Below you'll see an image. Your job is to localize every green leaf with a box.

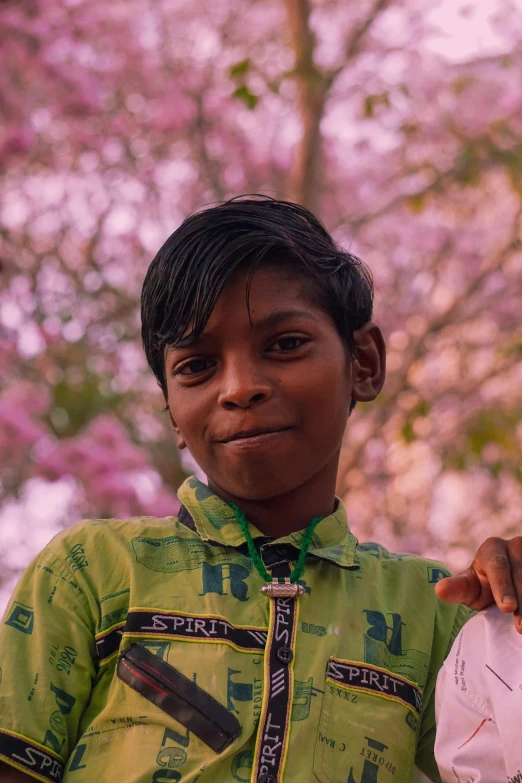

[466,408,521,457]
[455,143,481,187]
[406,193,426,214]
[229,59,251,79]
[413,399,430,417]
[489,461,503,478]
[232,85,259,110]
[363,96,375,118]
[451,76,475,95]
[363,92,390,118]
[454,454,467,471]
[49,371,124,437]
[401,421,415,443]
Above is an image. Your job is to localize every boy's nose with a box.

[217,361,272,410]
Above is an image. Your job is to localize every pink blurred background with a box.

[1,0,522,620]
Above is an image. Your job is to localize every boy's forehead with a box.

[224,264,313,317]
[170,265,327,348]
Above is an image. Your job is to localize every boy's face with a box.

[164,264,385,502]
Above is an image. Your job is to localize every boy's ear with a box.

[350,322,386,403]
[163,398,187,450]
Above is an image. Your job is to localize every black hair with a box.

[141,195,374,413]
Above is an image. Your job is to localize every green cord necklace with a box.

[231,503,322,599]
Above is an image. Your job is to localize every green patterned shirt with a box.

[0,477,470,783]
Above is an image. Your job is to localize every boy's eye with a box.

[270,336,309,351]
[174,358,213,376]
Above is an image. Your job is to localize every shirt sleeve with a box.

[0,543,97,782]
[413,603,473,783]
[434,612,507,782]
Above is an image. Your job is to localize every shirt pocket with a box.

[118,606,267,738]
[313,657,421,783]
[92,615,266,778]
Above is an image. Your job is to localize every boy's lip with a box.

[217,425,293,443]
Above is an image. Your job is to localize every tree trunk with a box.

[283,0,329,213]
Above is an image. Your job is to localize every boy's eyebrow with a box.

[250,309,319,331]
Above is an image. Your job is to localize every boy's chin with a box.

[211,468,308,502]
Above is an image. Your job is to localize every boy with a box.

[0,195,520,783]
[435,606,522,780]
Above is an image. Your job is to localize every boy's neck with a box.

[207,455,340,539]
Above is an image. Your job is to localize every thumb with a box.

[434,569,486,608]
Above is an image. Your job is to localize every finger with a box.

[434,570,485,608]
[474,537,517,612]
[506,538,522,634]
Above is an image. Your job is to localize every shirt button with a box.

[277,646,293,664]
[259,776,276,783]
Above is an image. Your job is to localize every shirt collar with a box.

[177,476,359,570]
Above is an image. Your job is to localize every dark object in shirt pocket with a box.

[117,643,241,753]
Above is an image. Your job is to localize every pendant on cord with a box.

[260,577,305,599]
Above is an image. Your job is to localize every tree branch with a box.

[283,0,393,212]
[331,0,393,79]
[191,91,225,202]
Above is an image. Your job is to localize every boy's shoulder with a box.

[355,540,452,584]
[23,514,201,614]
[35,513,196,579]
[45,513,189,549]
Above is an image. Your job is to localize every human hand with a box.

[435,536,522,633]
